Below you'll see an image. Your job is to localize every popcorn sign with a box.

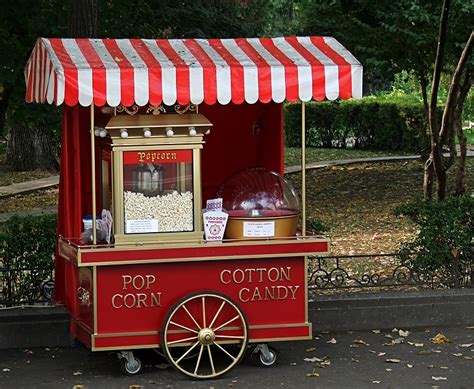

[203,211,228,241]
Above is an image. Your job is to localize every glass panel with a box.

[123,150,194,234]
[100,148,112,211]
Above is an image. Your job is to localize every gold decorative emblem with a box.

[146,104,167,115]
[174,103,197,115]
[114,104,139,116]
[77,286,91,307]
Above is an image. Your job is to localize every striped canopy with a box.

[25,37,363,107]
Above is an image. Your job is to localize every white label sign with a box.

[126,219,159,234]
[243,221,275,237]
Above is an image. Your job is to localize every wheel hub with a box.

[198,328,215,345]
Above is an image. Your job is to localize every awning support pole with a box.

[90,104,97,244]
[301,102,306,237]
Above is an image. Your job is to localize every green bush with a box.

[0,214,57,303]
[284,98,436,152]
[394,196,473,274]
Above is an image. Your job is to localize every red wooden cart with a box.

[24,36,362,378]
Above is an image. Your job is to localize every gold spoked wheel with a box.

[161,292,248,379]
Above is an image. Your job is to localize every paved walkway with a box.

[0,325,472,388]
[0,175,59,198]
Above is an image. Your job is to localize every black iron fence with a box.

[0,263,54,307]
[1,250,472,307]
[308,250,473,293]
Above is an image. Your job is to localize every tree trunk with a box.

[0,86,12,142]
[423,156,435,200]
[425,0,450,201]
[6,123,58,171]
[68,0,97,37]
[455,71,472,195]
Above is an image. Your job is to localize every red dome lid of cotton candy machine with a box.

[215,168,300,239]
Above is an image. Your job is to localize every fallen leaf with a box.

[306,347,316,352]
[386,359,401,363]
[452,353,463,357]
[45,348,50,351]
[399,330,410,337]
[353,339,370,346]
[2,368,10,372]
[304,357,327,363]
[459,343,473,347]
[73,371,82,376]
[418,350,431,356]
[427,364,434,368]
[369,350,377,354]
[372,330,381,334]
[349,344,359,348]
[408,341,424,347]
[464,356,473,360]
[466,326,474,330]
[378,352,386,357]
[434,350,441,354]
[431,376,447,381]
[431,333,449,344]
[327,338,337,344]
[352,358,359,363]
[392,328,398,333]
[393,338,404,344]
[385,368,392,372]
[347,331,354,334]
[406,364,413,368]
[306,370,320,378]
[384,334,394,339]
[290,362,297,366]
[313,336,320,340]
[440,366,448,370]
[372,381,381,384]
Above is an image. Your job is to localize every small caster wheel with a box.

[120,355,143,376]
[252,344,277,367]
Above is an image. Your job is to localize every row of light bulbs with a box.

[95,126,208,138]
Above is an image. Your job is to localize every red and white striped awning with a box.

[25,37,362,107]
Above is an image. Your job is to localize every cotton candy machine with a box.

[216,168,300,239]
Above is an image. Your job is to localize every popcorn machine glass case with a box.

[103,114,212,244]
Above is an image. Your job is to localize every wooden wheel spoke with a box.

[214,334,245,340]
[202,296,206,328]
[182,305,201,330]
[213,342,237,361]
[169,320,198,334]
[163,293,248,379]
[207,345,216,375]
[209,300,226,329]
[193,345,204,375]
[167,335,198,346]
[175,341,200,365]
[214,315,240,332]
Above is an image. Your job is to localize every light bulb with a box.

[143,128,151,137]
[205,129,211,135]
[120,130,129,138]
[99,129,107,138]
[94,129,100,136]
[166,127,174,137]
[188,127,197,136]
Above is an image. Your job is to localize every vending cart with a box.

[24,36,362,378]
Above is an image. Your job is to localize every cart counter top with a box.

[59,235,329,267]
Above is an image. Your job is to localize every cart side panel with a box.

[94,257,307,346]
[77,267,94,332]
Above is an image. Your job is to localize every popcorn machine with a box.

[100,113,211,243]
[24,36,362,379]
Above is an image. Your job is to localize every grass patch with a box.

[284,147,413,167]
[287,159,474,255]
